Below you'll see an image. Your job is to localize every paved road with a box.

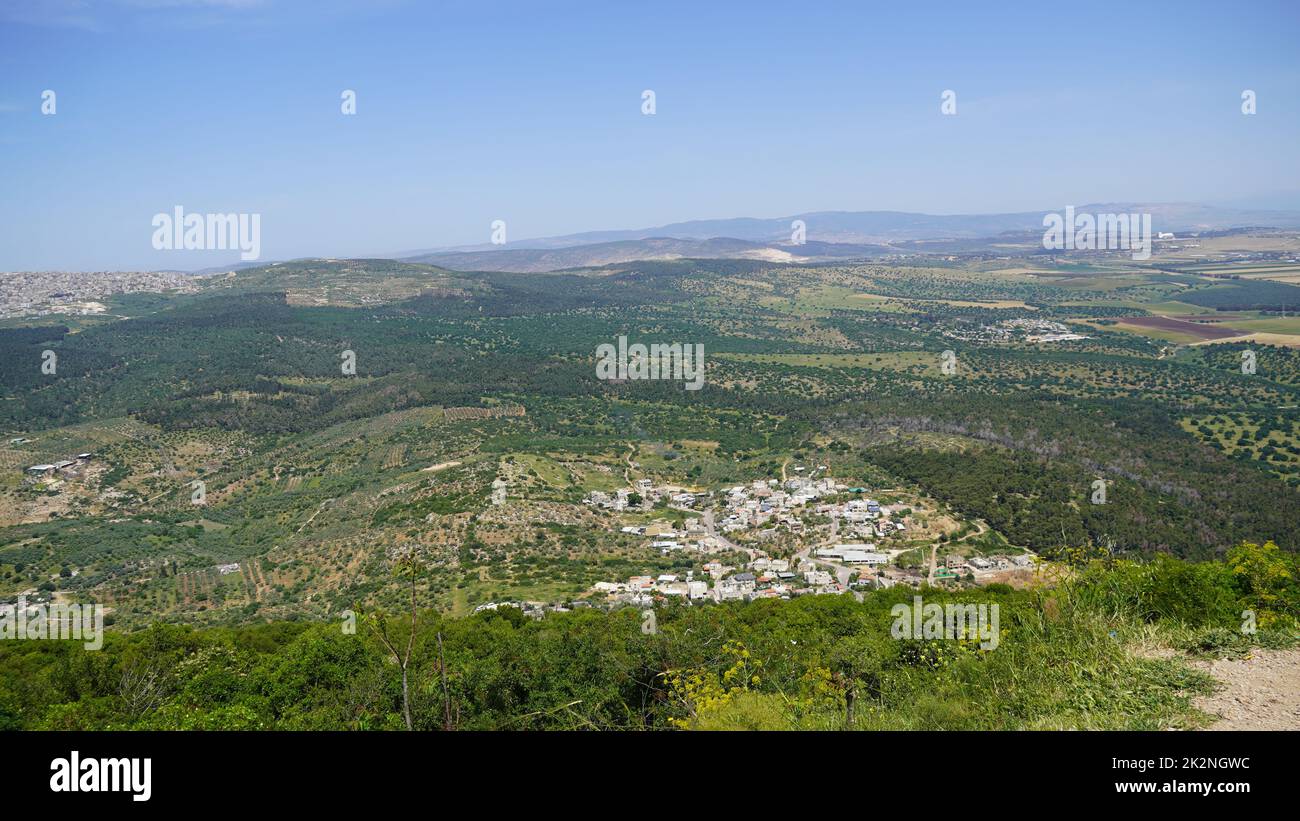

[702,507,762,561]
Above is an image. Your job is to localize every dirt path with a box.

[295,498,334,534]
[953,518,988,544]
[623,443,635,486]
[1193,648,1300,730]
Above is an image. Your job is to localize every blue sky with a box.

[1,0,1298,270]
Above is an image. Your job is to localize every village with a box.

[474,466,1038,618]
[944,317,1091,344]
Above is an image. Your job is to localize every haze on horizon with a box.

[1,0,1298,271]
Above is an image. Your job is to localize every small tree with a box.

[358,551,422,730]
[827,635,888,730]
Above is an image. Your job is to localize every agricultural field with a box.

[1110,315,1247,342]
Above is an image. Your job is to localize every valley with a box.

[4,235,1300,633]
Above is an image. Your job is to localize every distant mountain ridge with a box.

[404,203,1300,254]
[396,202,1300,273]
[175,202,1300,275]
[400,236,894,273]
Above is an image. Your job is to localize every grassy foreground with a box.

[1,542,1296,731]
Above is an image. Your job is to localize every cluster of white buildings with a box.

[23,452,94,486]
[585,478,697,513]
[824,497,908,542]
[472,599,597,618]
[613,519,720,554]
[951,553,1034,572]
[587,552,874,608]
[595,491,909,558]
[572,471,940,610]
[494,465,1044,615]
[717,476,906,541]
[584,472,903,544]
[815,544,889,564]
[717,477,831,533]
[0,270,200,319]
[945,318,1090,344]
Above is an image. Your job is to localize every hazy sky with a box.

[1,0,1298,270]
